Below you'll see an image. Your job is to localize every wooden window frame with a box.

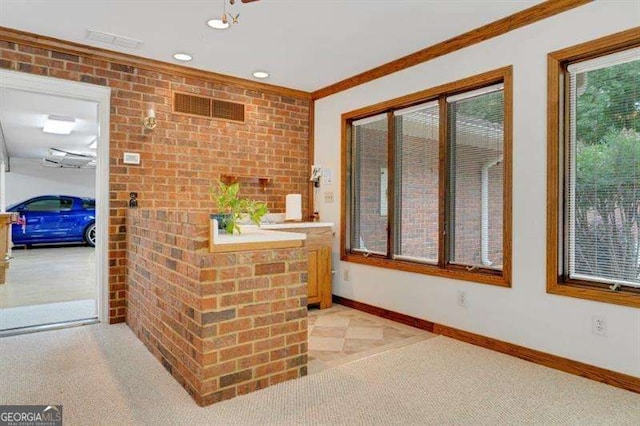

[547,28,640,308]
[341,66,513,287]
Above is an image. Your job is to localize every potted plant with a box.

[210,180,268,234]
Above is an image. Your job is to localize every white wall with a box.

[315,1,640,377]
[4,157,95,207]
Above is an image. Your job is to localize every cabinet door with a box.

[307,248,320,304]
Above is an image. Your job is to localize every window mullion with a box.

[387,111,396,260]
[438,96,449,269]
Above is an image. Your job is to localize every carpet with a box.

[0,324,638,425]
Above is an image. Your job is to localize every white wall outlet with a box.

[324,191,335,203]
[343,269,350,281]
[592,316,607,336]
[457,290,467,307]
[123,152,140,165]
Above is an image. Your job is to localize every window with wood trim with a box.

[547,28,640,307]
[342,67,512,287]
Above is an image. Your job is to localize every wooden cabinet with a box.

[268,225,333,309]
[307,246,332,308]
[0,213,15,284]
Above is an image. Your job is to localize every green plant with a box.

[210,180,268,234]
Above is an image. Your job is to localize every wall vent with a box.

[212,99,245,122]
[172,92,245,122]
[173,92,211,117]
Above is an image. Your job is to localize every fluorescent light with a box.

[49,148,66,157]
[43,115,76,135]
[207,18,229,30]
[173,52,192,61]
[253,71,269,79]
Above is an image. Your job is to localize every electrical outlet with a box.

[592,316,607,336]
[457,290,467,307]
[343,269,350,281]
[324,192,335,203]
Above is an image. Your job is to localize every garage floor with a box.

[0,246,97,330]
[0,246,96,309]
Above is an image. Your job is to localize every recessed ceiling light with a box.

[43,115,76,135]
[173,52,192,61]
[253,71,269,79]
[207,18,230,30]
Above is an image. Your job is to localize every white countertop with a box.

[244,222,334,230]
[210,219,306,250]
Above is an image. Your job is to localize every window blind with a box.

[567,48,640,288]
[447,87,504,270]
[393,101,439,264]
[350,114,389,255]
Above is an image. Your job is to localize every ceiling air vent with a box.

[212,99,245,122]
[173,92,211,117]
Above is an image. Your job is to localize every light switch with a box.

[324,192,334,204]
[323,168,333,185]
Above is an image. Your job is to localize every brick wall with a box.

[127,209,307,406]
[0,40,310,323]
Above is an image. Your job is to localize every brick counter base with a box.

[127,209,308,405]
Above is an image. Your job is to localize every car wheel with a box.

[84,223,96,247]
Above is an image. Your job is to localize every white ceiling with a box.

[0,88,98,160]
[0,0,543,91]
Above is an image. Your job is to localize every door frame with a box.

[0,69,111,324]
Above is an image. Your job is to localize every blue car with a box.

[8,195,96,247]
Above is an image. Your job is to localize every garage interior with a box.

[0,88,99,331]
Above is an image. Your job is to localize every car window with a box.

[60,198,74,211]
[25,198,61,212]
[82,199,95,209]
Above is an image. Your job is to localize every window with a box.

[548,29,640,307]
[25,197,72,212]
[342,67,512,286]
[351,113,389,256]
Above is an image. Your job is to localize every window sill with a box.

[547,281,640,308]
[342,252,511,287]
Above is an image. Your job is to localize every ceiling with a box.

[0,0,543,92]
[0,88,98,162]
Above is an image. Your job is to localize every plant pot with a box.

[210,213,233,233]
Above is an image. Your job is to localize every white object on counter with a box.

[285,194,302,221]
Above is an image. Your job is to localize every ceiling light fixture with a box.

[252,71,269,79]
[89,138,97,150]
[207,18,230,30]
[173,52,192,61]
[207,0,261,29]
[43,115,76,135]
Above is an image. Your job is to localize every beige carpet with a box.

[0,324,638,425]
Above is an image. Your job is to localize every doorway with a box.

[0,70,110,334]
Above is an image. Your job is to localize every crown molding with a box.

[0,26,312,100]
[312,0,592,100]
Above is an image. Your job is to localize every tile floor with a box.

[307,304,437,374]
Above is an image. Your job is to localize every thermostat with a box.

[123,152,140,165]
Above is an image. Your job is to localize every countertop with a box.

[243,222,334,230]
[210,219,307,252]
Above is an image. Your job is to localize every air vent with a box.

[86,29,142,49]
[174,92,211,117]
[172,92,245,123]
[212,99,245,122]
